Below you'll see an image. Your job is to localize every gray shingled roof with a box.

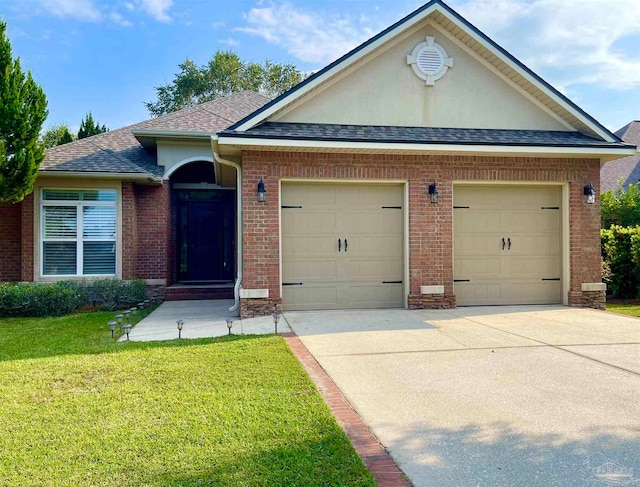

[42,91,270,176]
[601,121,640,192]
[221,122,632,148]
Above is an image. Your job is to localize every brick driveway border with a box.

[284,332,412,487]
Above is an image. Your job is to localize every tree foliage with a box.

[601,225,640,298]
[42,123,75,148]
[77,112,108,139]
[0,20,48,204]
[145,51,303,116]
[601,182,640,228]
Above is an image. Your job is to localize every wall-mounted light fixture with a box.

[257,178,267,203]
[584,183,596,205]
[428,181,439,204]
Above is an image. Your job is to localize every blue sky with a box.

[2,0,639,134]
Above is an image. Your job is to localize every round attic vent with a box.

[407,36,453,86]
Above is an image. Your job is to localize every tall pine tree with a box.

[0,20,48,204]
[77,112,108,139]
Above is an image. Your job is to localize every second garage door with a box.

[454,185,562,306]
[281,183,404,311]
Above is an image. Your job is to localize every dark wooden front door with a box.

[177,190,234,282]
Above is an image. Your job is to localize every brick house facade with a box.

[1,0,635,318]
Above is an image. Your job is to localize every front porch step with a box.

[165,284,234,301]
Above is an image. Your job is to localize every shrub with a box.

[601,225,640,298]
[0,279,146,317]
[601,182,640,228]
[0,281,82,317]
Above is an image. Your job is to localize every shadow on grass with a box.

[373,421,640,487]
[0,311,268,363]
[145,434,376,487]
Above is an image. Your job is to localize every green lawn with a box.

[0,313,375,487]
[606,302,640,317]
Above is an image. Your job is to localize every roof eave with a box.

[217,134,636,162]
[131,129,215,149]
[38,170,163,184]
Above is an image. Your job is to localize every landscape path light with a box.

[115,314,123,331]
[123,323,132,341]
[226,318,234,336]
[272,312,281,335]
[108,320,117,340]
[177,319,184,339]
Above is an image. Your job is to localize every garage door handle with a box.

[508,238,511,250]
[502,238,506,250]
[338,238,341,252]
[344,238,348,252]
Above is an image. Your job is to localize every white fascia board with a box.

[38,171,163,183]
[131,129,213,139]
[434,9,616,143]
[217,135,636,158]
[233,5,439,132]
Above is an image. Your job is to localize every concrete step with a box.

[165,285,234,301]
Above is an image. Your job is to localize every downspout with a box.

[211,136,242,313]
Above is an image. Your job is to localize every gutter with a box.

[211,136,242,314]
[38,170,163,183]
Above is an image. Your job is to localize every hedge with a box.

[0,279,146,317]
[601,225,640,298]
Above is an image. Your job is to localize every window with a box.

[41,189,117,276]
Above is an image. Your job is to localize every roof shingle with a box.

[41,91,270,176]
[602,121,640,192]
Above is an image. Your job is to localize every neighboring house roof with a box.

[601,121,640,192]
[221,123,633,149]
[227,0,619,143]
[41,91,270,177]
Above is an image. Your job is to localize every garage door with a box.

[453,185,562,306]
[281,183,404,311]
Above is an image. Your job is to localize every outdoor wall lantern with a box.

[584,183,596,204]
[123,323,132,341]
[257,178,267,203]
[176,319,184,339]
[108,320,117,340]
[226,318,234,335]
[272,312,281,335]
[429,181,439,204]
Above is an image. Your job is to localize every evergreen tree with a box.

[0,20,48,204]
[42,123,75,148]
[77,112,108,139]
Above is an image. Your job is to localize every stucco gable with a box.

[272,23,569,132]
[230,0,618,142]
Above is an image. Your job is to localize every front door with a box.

[177,190,234,282]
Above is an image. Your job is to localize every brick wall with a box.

[21,193,34,282]
[134,184,170,281]
[121,182,138,279]
[241,151,602,315]
[0,203,22,281]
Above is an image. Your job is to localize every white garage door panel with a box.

[454,186,562,306]
[282,183,404,311]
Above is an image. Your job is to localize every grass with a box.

[606,302,640,317]
[0,313,375,487]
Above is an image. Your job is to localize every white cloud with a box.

[38,0,102,22]
[454,0,640,91]
[136,0,173,23]
[108,12,133,28]
[238,2,381,65]
[220,37,240,47]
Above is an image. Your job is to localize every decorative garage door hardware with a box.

[281,205,303,209]
[382,206,402,209]
[501,238,512,250]
[454,279,471,282]
[541,206,560,210]
[337,238,348,252]
[282,282,304,286]
[383,280,403,284]
[542,278,561,281]
[453,206,470,209]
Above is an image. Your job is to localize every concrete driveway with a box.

[285,306,640,487]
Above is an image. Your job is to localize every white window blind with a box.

[41,189,117,276]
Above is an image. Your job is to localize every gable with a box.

[272,22,569,132]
